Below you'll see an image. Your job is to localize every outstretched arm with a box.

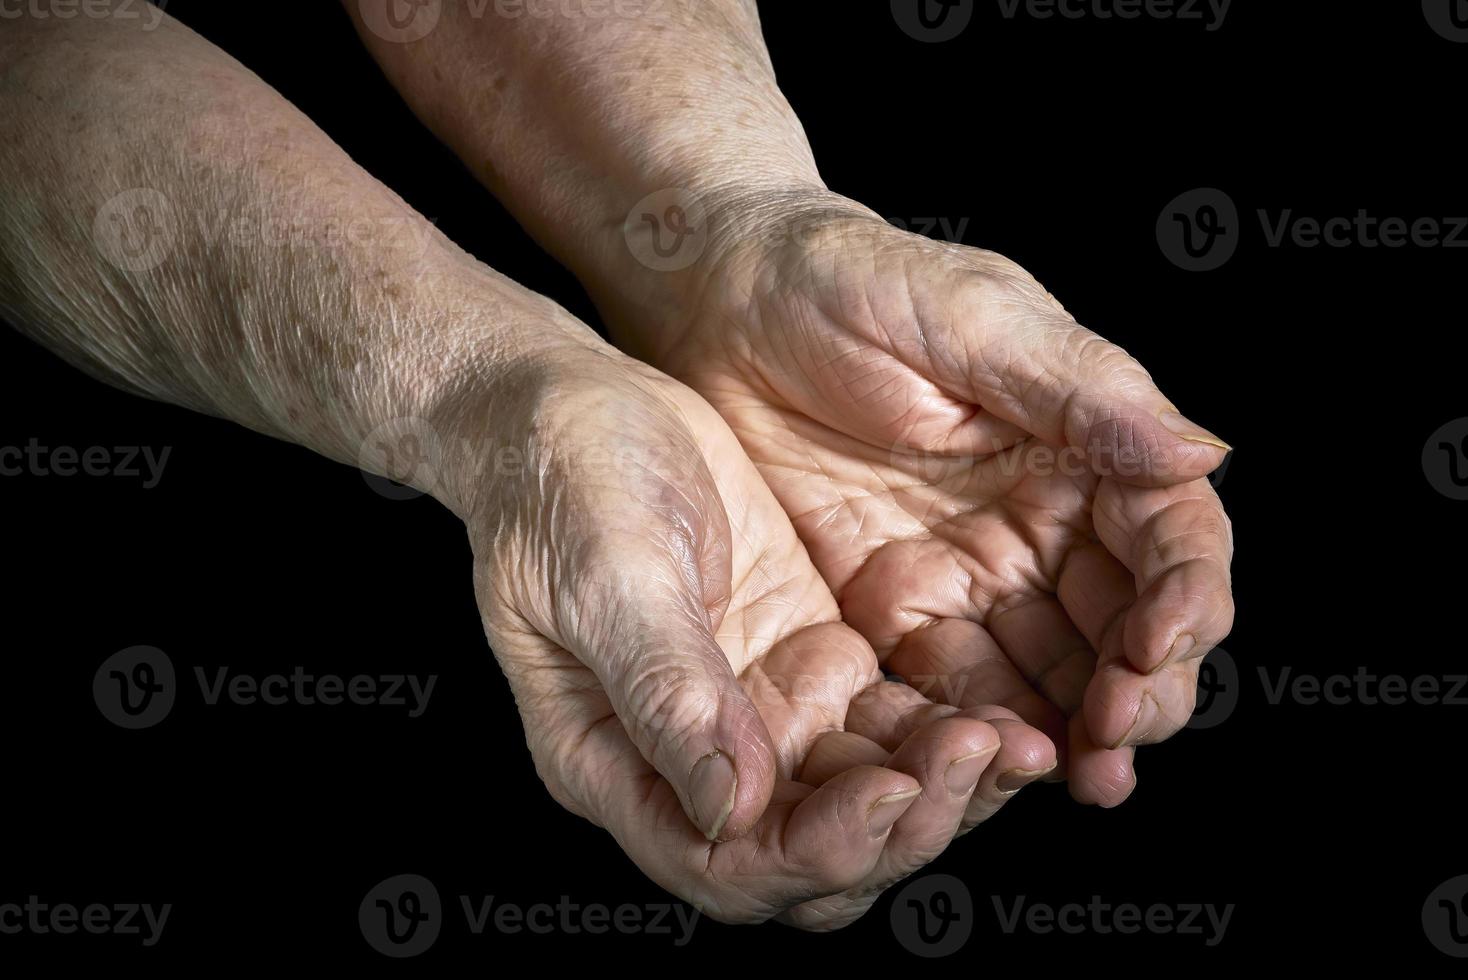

[345,0,1236,807]
[0,6,1044,927]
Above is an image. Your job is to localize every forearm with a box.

[0,9,566,514]
[344,0,838,353]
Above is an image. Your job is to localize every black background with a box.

[3,0,1463,967]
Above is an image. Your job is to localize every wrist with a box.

[355,259,602,522]
[590,183,880,364]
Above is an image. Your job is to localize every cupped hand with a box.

[615,191,1235,807]
[432,313,1053,927]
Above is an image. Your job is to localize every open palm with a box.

[460,338,1051,928]
[630,197,1236,807]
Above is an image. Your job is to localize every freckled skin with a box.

[342,0,1236,817]
[1,4,1052,931]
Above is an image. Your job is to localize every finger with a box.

[1056,538,1135,656]
[1064,711,1137,808]
[1056,538,1140,747]
[841,690,1057,813]
[985,594,1096,725]
[779,715,1001,931]
[841,687,1057,823]
[1092,478,1236,675]
[968,588,1138,805]
[955,288,1230,487]
[743,622,884,780]
[868,714,1002,859]
[578,604,779,842]
[571,712,922,924]
[799,730,890,786]
[885,618,1069,754]
[1055,541,1208,749]
[842,679,959,752]
[837,544,1072,754]
[957,707,1057,829]
[710,767,923,922]
[1086,655,1203,749]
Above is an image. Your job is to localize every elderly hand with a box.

[0,6,1049,931]
[609,189,1236,806]
[444,304,1054,927]
[336,1,1237,807]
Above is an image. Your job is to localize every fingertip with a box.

[1095,768,1138,808]
[1085,410,1230,488]
[1066,716,1137,807]
[1069,757,1137,808]
[782,765,919,885]
[929,718,1003,797]
[708,701,780,841]
[990,726,1058,780]
[950,717,1004,762]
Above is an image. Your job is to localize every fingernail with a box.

[996,765,1055,794]
[689,750,737,841]
[1150,632,1196,674]
[1158,412,1232,451]
[868,788,921,838]
[945,750,992,798]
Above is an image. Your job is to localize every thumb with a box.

[965,295,1230,487]
[576,594,778,843]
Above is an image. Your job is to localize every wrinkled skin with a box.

[616,191,1237,807]
[457,333,1055,928]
